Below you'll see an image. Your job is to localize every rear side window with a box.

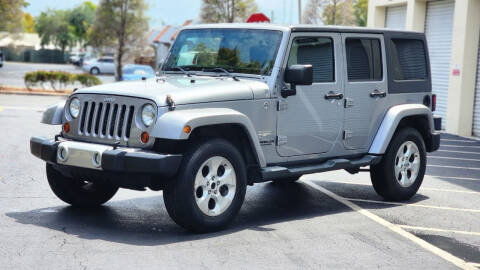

[390,39,427,80]
[346,38,382,81]
[287,37,334,83]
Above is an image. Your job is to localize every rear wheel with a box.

[46,164,118,207]
[370,127,426,201]
[90,67,100,75]
[163,138,247,232]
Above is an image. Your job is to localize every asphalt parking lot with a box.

[0,61,115,89]
[0,94,478,269]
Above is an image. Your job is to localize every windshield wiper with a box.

[169,66,193,77]
[203,67,239,81]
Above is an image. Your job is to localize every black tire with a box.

[370,127,426,201]
[271,175,301,184]
[46,164,119,207]
[163,138,247,232]
[90,67,100,75]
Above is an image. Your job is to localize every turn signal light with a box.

[141,132,149,143]
[183,125,191,134]
[63,123,70,133]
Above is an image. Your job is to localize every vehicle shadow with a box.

[5,180,426,246]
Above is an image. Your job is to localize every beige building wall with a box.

[368,0,480,136]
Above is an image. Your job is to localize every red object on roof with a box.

[171,20,193,40]
[247,13,270,23]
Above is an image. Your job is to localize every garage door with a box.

[473,35,480,137]
[385,6,406,30]
[425,0,455,129]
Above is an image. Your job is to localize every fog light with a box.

[63,122,70,133]
[57,146,68,162]
[141,132,149,143]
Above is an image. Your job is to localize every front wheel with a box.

[46,164,119,207]
[370,127,426,201]
[163,138,247,232]
[90,67,100,75]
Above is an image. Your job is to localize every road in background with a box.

[0,94,478,269]
[0,61,115,88]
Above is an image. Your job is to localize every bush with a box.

[24,71,101,91]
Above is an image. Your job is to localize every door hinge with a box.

[344,98,354,108]
[277,100,288,111]
[343,130,353,141]
[276,135,288,146]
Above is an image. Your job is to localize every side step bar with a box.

[260,155,381,181]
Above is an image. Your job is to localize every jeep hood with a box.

[75,75,270,106]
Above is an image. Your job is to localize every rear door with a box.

[342,33,388,150]
[276,32,344,157]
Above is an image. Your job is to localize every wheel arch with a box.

[369,104,436,154]
[151,108,266,168]
[41,102,65,125]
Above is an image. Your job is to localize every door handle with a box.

[370,90,387,98]
[324,91,344,100]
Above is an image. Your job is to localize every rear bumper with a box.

[30,136,182,178]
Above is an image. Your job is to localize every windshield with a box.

[164,29,283,76]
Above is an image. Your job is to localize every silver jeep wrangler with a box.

[31,24,441,232]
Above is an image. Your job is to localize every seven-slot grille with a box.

[78,101,135,140]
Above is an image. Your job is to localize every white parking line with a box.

[302,180,477,270]
[428,156,480,162]
[442,145,480,148]
[0,106,44,111]
[427,175,480,181]
[438,150,480,155]
[428,164,480,171]
[467,263,480,268]
[441,139,477,143]
[398,225,480,237]
[344,198,480,213]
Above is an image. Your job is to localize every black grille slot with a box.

[79,101,88,133]
[117,105,126,138]
[102,103,111,135]
[94,103,103,135]
[109,104,118,137]
[87,102,96,134]
[125,106,134,138]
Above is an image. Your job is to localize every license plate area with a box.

[56,141,113,170]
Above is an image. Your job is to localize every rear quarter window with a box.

[390,39,428,81]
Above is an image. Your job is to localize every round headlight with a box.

[69,98,80,118]
[141,104,155,127]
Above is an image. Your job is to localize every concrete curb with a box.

[0,87,71,97]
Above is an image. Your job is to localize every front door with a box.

[276,33,344,157]
[342,33,388,150]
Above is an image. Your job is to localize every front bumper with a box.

[30,136,182,178]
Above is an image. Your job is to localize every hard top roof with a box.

[182,23,423,35]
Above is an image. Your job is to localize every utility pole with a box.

[298,0,302,24]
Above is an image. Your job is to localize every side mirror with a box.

[282,64,313,98]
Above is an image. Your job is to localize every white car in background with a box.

[82,57,115,75]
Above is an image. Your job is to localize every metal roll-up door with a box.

[425,0,455,129]
[473,34,480,137]
[385,6,407,30]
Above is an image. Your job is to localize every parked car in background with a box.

[121,64,155,81]
[0,49,3,68]
[69,53,87,66]
[82,57,115,75]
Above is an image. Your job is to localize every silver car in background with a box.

[82,57,115,75]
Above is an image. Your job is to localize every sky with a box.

[24,0,309,29]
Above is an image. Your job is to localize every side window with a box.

[287,37,334,83]
[346,38,382,81]
[390,39,427,80]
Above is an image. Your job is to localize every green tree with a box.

[91,0,149,81]
[68,1,97,47]
[0,0,28,33]
[354,0,368,26]
[200,0,258,23]
[35,10,75,53]
[321,0,356,26]
[22,12,35,33]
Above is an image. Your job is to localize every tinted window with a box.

[287,37,334,83]
[346,38,382,81]
[104,59,114,63]
[390,39,427,80]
